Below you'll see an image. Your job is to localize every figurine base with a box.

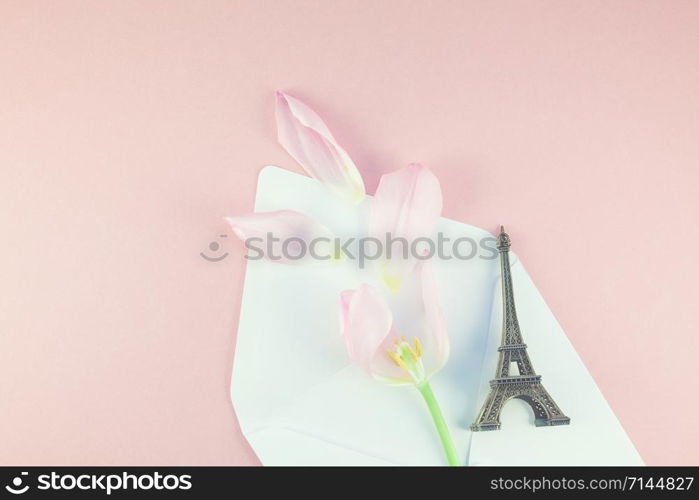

[471,416,571,432]
[470,422,501,432]
[535,416,571,427]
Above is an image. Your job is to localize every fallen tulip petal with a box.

[276,91,365,204]
[369,163,443,292]
[225,210,337,264]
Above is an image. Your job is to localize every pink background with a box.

[1,1,697,465]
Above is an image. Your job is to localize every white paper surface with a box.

[231,165,642,466]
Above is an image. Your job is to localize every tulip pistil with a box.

[386,336,426,384]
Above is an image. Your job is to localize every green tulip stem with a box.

[417,382,460,466]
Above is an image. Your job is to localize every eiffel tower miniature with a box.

[471,226,570,431]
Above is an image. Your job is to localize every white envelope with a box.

[230,166,642,466]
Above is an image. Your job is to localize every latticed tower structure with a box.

[471,226,570,431]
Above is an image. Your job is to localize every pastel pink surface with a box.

[0,1,697,465]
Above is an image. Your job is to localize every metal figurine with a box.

[471,226,570,431]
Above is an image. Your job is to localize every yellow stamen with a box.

[387,350,408,371]
[405,343,419,362]
[414,337,423,358]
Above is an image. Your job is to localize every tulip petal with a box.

[275,91,365,204]
[225,210,336,264]
[339,285,393,367]
[372,261,449,383]
[416,261,449,374]
[369,163,443,291]
[370,163,443,241]
[339,264,449,386]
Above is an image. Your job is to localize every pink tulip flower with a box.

[339,263,458,465]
